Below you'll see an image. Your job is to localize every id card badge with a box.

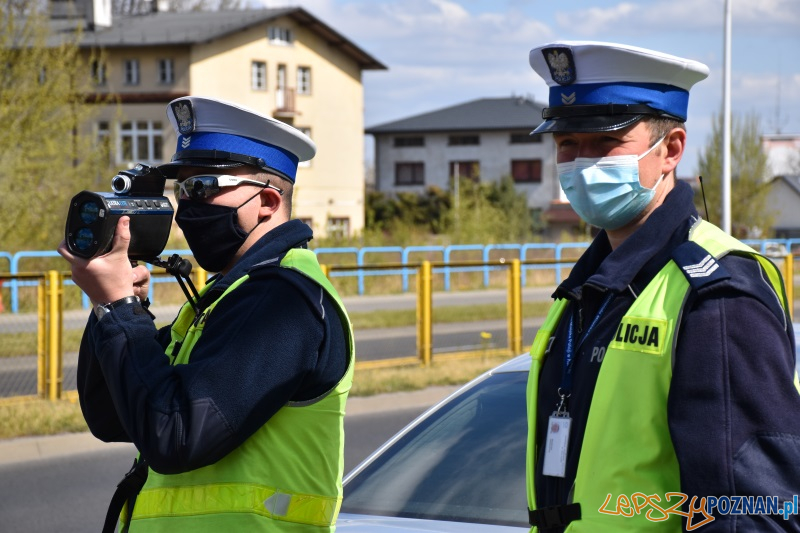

[542,413,572,478]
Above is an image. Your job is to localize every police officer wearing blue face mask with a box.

[524,42,800,532]
[59,97,354,532]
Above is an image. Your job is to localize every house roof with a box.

[365,97,545,134]
[50,7,386,70]
[770,174,800,196]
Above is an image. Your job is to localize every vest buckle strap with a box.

[528,503,581,530]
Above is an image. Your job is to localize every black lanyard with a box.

[559,292,615,403]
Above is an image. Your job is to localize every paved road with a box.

[0,386,456,533]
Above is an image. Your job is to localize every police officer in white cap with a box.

[524,42,800,532]
[59,97,354,532]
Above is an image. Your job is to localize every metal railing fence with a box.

[4,237,800,312]
[0,272,63,403]
[0,252,795,403]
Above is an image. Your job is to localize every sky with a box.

[254,0,800,176]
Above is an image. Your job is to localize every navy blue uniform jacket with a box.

[77,220,348,474]
[534,181,800,531]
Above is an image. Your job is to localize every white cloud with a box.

[254,0,800,170]
[553,0,800,37]
[554,2,643,36]
[262,0,555,126]
[734,0,800,31]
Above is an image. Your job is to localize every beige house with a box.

[49,0,385,237]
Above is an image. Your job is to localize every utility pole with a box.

[721,0,732,234]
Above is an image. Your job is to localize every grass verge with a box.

[350,354,514,396]
[348,301,551,330]
[0,398,88,439]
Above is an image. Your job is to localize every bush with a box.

[347,176,539,248]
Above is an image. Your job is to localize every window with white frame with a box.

[124,59,140,85]
[268,26,294,45]
[297,66,311,95]
[251,61,267,90]
[113,121,164,165]
[297,127,312,167]
[158,58,174,84]
[326,217,350,239]
[91,60,106,85]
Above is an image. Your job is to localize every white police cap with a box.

[159,96,316,182]
[529,41,710,134]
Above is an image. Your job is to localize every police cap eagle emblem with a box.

[171,100,195,135]
[542,47,576,86]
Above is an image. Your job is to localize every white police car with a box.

[337,355,529,532]
[337,328,800,532]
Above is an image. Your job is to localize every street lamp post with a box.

[722,0,732,234]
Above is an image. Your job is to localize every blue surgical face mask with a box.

[557,136,666,230]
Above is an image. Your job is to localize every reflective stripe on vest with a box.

[526,219,792,532]
[127,248,354,532]
[131,483,341,527]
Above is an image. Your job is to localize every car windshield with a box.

[342,371,528,527]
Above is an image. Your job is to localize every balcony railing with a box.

[274,87,297,117]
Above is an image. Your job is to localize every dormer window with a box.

[268,26,294,45]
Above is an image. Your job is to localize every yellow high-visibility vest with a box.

[526,219,793,531]
[124,248,354,532]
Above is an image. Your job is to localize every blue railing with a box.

[6,249,193,313]
[4,237,800,313]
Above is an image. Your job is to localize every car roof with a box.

[487,353,531,374]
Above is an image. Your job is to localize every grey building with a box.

[766,175,800,238]
[366,97,579,232]
[764,134,800,237]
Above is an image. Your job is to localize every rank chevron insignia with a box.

[681,254,719,278]
[561,92,576,105]
[181,136,191,149]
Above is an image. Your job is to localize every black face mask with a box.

[175,192,262,273]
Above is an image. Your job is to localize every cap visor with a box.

[531,114,645,135]
[157,159,246,179]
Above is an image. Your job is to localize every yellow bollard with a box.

[417,261,433,366]
[37,278,46,399]
[785,254,794,320]
[46,270,63,401]
[320,264,330,279]
[507,259,523,355]
[194,266,208,290]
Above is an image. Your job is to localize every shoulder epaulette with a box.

[671,240,732,290]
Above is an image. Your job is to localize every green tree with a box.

[0,5,113,253]
[696,111,773,238]
[363,176,536,245]
[451,176,535,244]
